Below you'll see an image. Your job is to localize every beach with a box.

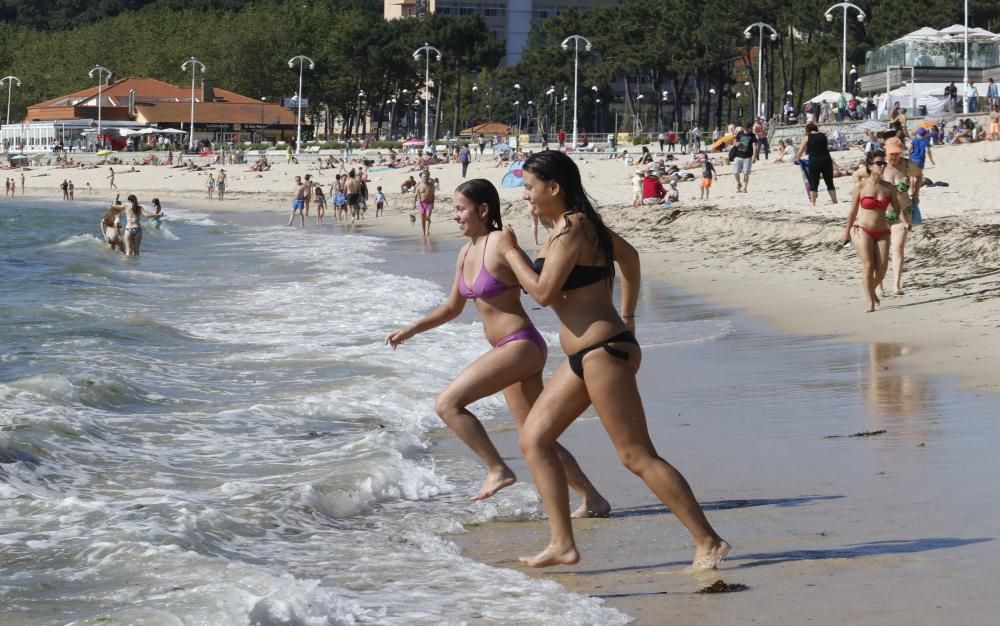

[3,135,1000,623]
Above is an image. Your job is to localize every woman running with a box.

[386,179,609,515]
[840,149,907,312]
[494,151,729,569]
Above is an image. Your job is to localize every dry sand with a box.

[9,138,1000,623]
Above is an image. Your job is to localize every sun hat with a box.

[884,137,904,154]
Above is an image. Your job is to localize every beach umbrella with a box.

[501,160,525,188]
[96,149,112,156]
[403,138,425,146]
[29,152,48,163]
[492,143,511,151]
[7,154,28,163]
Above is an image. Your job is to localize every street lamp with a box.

[964,0,969,113]
[743,23,778,120]
[181,57,205,151]
[545,85,556,134]
[287,54,315,155]
[513,83,521,136]
[825,2,866,95]
[735,92,743,119]
[413,43,443,151]
[1,75,20,126]
[561,34,593,150]
[660,90,669,131]
[636,93,645,132]
[88,65,112,150]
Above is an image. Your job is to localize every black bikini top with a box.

[532,257,610,291]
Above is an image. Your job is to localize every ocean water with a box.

[1,199,697,625]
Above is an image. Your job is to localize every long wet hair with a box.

[455,178,502,232]
[522,150,614,280]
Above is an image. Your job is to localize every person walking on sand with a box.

[414,170,435,237]
[206,173,215,200]
[107,167,117,190]
[840,149,907,313]
[20,172,24,194]
[700,153,716,199]
[374,186,386,217]
[217,168,227,201]
[459,143,471,178]
[795,122,839,206]
[387,179,611,515]
[731,123,756,193]
[493,150,730,570]
[907,127,934,170]
[989,105,1000,141]
[287,175,306,227]
[881,137,922,296]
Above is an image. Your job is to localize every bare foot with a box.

[571,496,612,519]
[865,305,875,313]
[691,540,731,571]
[471,468,516,501]
[894,287,904,296]
[519,543,580,568]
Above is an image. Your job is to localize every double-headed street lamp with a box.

[288,54,315,154]
[743,23,778,120]
[181,57,206,151]
[825,2,866,95]
[561,34,593,150]
[88,65,112,150]
[1,75,21,126]
[413,43,443,151]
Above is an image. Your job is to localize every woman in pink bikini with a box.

[386,179,609,516]
[841,149,908,312]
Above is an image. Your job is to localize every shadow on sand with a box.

[609,495,845,520]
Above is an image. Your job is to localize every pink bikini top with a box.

[459,232,516,300]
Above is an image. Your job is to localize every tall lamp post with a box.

[413,43,443,151]
[963,0,969,113]
[287,54,315,155]
[743,23,778,120]
[561,34,593,150]
[1,75,20,126]
[513,83,521,137]
[824,2,866,95]
[88,65,112,150]
[181,57,205,151]
[591,86,599,135]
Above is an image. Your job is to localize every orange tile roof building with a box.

[5,77,302,151]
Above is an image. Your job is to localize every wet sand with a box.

[442,281,1000,625]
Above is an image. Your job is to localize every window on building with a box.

[533,6,559,19]
[458,4,480,16]
[483,4,505,17]
[436,2,455,15]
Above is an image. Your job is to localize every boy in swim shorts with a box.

[374,186,386,217]
[413,171,435,237]
[287,176,306,227]
[700,153,716,199]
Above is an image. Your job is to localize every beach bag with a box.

[728,146,738,161]
[910,203,922,225]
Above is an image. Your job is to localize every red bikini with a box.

[854,195,892,241]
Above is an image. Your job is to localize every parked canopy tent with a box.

[807,90,852,104]
[878,82,953,117]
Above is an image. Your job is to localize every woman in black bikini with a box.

[495,151,729,570]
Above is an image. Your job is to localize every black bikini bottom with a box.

[568,330,639,379]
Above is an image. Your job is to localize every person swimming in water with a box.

[386,178,610,515]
